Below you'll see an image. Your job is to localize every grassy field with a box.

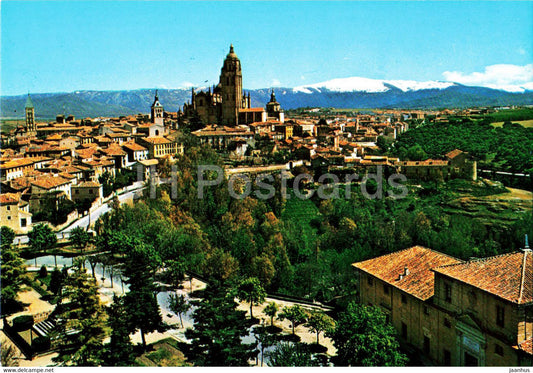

[491,119,533,128]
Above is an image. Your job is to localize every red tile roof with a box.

[446,149,464,159]
[433,251,533,304]
[516,338,533,355]
[0,193,20,204]
[400,160,450,166]
[122,142,147,151]
[353,246,463,300]
[239,108,265,113]
[31,176,71,189]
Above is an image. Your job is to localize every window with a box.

[383,284,390,295]
[423,336,430,355]
[7,216,11,220]
[6,206,10,211]
[424,306,429,316]
[496,305,505,328]
[445,283,452,303]
[401,322,407,339]
[367,276,373,286]
[443,349,451,366]
[401,294,407,304]
[21,218,27,227]
[495,344,504,356]
[444,318,451,328]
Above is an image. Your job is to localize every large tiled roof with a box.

[352,246,463,300]
[433,251,533,304]
[122,142,147,151]
[1,158,35,169]
[31,176,70,189]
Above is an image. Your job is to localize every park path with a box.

[5,274,336,367]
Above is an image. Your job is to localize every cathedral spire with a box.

[270,88,276,102]
[230,44,234,53]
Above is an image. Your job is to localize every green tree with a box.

[1,226,15,247]
[122,242,165,349]
[266,342,320,367]
[49,267,64,296]
[69,226,91,254]
[165,259,186,289]
[103,295,135,366]
[0,246,26,310]
[329,302,407,366]
[252,325,276,367]
[28,223,57,266]
[278,305,308,335]
[305,311,335,345]
[0,338,20,366]
[52,265,106,366]
[185,284,257,366]
[168,293,190,328]
[263,301,279,327]
[236,277,266,320]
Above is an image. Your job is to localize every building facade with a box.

[353,246,532,366]
[0,193,32,233]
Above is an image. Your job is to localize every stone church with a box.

[182,44,284,126]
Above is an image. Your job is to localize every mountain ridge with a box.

[1,80,532,119]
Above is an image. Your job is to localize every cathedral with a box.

[182,44,283,126]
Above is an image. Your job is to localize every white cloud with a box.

[180,81,195,88]
[442,64,533,92]
[518,47,526,56]
[300,75,306,81]
[271,79,281,87]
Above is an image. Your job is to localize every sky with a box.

[1,1,532,96]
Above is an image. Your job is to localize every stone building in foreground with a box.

[353,246,532,366]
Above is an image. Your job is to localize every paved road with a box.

[13,183,145,246]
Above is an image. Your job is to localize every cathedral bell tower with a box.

[151,90,164,126]
[219,44,243,126]
[25,93,35,132]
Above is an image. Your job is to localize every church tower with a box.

[151,90,164,126]
[25,93,35,132]
[219,44,243,126]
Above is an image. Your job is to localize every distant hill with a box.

[2,78,533,119]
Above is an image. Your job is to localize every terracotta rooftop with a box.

[0,193,20,204]
[353,246,463,300]
[142,136,173,144]
[122,142,147,151]
[516,338,533,355]
[31,176,71,189]
[76,181,101,188]
[101,146,126,156]
[433,250,533,304]
[446,149,465,159]
[400,160,450,167]
[2,158,35,169]
[239,108,265,113]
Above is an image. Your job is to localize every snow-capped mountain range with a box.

[2,76,533,118]
[293,77,457,94]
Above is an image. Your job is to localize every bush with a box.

[39,265,48,278]
[12,315,34,331]
[32,335,51,352]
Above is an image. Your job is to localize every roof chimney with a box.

[404,266,410,276]
[524,234,530,251]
